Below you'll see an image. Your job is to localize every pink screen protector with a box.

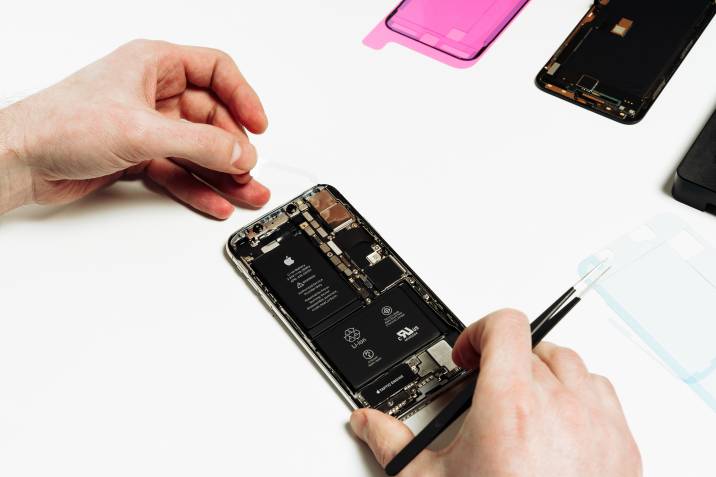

[364,0,529,68]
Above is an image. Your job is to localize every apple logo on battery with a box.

[284,256,295,266]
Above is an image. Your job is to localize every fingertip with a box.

[231,142,257,173]
[235,178,270,208]
[145,157,237,220]
[350,409,416,469]
[244,102,268,134]
[453,344,480,371]
[204,194,235,220]
[483,309,530,339]
[214,202,235,220]
[533,341,555,354]
[252,180,271,206]
[452,345,465,368]
[229,90,267,134]
[479,308,533,381]
[350,409,369,439]
[452,309,533,385]
[232,173,253,185]
[452,322,481,370]
[246,123,267,135]
[494,308,529,324]
[255,112,268,134]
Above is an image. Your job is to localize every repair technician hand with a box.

[0,39,269,218]
[351,309,642,477]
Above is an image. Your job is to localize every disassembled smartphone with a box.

[536,0,715,124]
[226,185,469,419]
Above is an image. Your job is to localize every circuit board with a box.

[226,185,470,419]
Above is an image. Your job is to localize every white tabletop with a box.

[2,1,716,476]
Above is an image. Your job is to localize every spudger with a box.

[384,262,610,476]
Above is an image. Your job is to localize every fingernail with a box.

[230,143,244,170]
[232,172,253,185]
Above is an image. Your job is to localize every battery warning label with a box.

[252,232,358,331]
[286,262,341,313]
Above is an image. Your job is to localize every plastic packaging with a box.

[579,214,716,411]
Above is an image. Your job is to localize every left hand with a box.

[0,39,270,218]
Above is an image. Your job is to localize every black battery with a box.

[314,284,441,390]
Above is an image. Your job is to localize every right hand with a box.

[351,309,642,477]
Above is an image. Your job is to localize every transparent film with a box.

[578,214,716,411]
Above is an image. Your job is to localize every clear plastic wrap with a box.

[579,214,716,411]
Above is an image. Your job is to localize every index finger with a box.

[452,309,532,387]
[175,45,268,134]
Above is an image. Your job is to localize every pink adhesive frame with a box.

[364,0,530,69]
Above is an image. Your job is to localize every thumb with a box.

[452,309,532,389]
[350,409,437,475]
[132,113,257,175]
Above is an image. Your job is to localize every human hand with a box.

[350,309,642,477]
[0,39,269,218]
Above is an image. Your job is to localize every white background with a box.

[2,1,716,476]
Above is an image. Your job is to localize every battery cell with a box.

[252,232,359,331]
[314,284,441,390]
